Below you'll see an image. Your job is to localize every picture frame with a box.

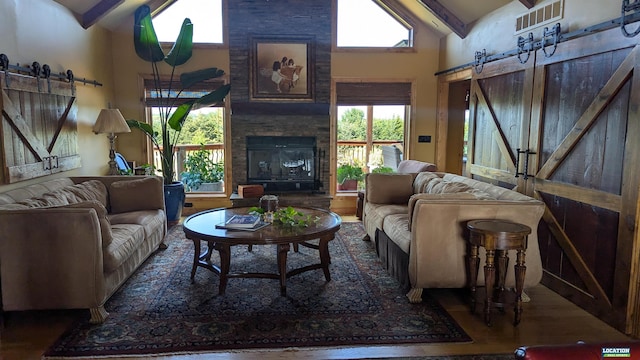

[250,35,314,101]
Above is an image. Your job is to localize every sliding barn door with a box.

[466,27,640,334]
[466,56,534,192]
[529,29,640,333]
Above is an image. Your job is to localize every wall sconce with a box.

[93,109,131,175]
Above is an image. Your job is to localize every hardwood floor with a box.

[0,217,633,359]
[1,284,632,359]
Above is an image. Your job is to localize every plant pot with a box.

[196,181,223,192]
[164,181,185,225]
[337,179,358,191]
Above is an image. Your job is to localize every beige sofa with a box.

[363,171,545,303]
[0,176,167,323]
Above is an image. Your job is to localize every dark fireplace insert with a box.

[246,136,321,192]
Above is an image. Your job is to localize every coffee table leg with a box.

[319,235,332,281]
[277,244,290,296]
[216,243,231,295]
[190,238,201,283]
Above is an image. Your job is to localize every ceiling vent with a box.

[515,0,564,34]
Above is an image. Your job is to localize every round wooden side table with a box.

[466,219,531,326]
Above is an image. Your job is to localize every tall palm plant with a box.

[127,4,231,185]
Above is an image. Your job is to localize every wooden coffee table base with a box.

[189,235,333,296]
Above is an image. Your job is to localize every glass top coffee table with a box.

[182,207,342,296]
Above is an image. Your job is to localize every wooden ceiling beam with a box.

[81,0,124,29]
[519,0,537,9]
[417,0,468,39]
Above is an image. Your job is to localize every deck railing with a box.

[337,140,402,170]
[153,144,225,192]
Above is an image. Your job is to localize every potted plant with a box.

[337,163,364,191]
[126,5,231,222]
[181,145,224,192]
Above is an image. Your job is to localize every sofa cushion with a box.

[12,180,108,209]
[66,180,109,208]
[413,172,441,193]
[382,213,411,254]
[109,209,166,238]
[366,173,414,204]
[103,224,145,273]
[109,177,164,214]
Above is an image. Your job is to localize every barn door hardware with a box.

[542,23,561,58]
[0,53,102,88]
[474,49,487,74]
[622,0,640,37]
[517,33,534,64]
[436,8,640,76]
[515,148,536,180]
[42,156,59,171]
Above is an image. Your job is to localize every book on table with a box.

[217,214,261,229]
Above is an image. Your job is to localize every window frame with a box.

[152,0,229,49]
[331,78,415,195]
[332,0,416,53]
[139,74,232,197]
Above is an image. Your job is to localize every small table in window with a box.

[466,219,531,326]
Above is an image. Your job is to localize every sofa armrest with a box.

[0,208,106,311]
[408,199,545,289]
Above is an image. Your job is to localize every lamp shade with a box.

[92,109,131,134]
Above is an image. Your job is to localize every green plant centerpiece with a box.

[249,206,319,228]
[127,4,231,186]
[181,145,224,191]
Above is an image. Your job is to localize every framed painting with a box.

[250,35,314,101]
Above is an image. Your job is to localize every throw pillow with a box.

[366,173,414,204]
[109,177,164,214]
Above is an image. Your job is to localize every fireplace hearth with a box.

[246,136,323,192]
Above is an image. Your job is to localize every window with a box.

[144,78,227,193]
[337,0,412,48]
[153,0,223,44]
[335,82,410,192]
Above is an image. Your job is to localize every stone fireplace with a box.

[228,0,332,194]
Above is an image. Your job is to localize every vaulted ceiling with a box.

[52,0,536,38]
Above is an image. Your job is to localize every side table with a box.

[466,219,531,326]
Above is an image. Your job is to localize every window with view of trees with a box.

[337,105,406,191]
[335,81,410,192]
[145,77,227,193]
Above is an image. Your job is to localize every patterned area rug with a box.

[44,222,471,357]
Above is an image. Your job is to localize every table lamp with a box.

[93,109,131,175]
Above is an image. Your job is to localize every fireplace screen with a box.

[246,136,319,192]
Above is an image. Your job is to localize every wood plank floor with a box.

[1,284,632,359]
